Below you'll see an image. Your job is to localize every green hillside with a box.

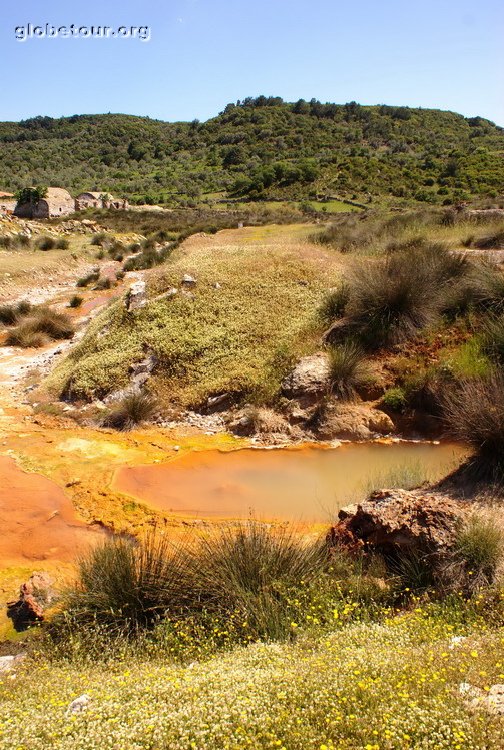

[0,96,503,206]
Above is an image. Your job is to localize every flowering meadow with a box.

[1,600,503,750]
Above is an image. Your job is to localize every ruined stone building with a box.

[75,192,128,210]
[14,187,75,219]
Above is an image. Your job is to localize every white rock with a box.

[67,694,91,715]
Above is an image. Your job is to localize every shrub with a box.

[68,295,83,308]
[381,387,407,412]
[16,233,31,248]
[93,276,112,290]
[183,522,328,640]
[443,374,504,482]
[54,523,332,643]
[453,514,504,587]
[90,232,108,246]
[472,229,504,250]
[35,235,56,251]
[101,392,158,431]
[76,271,100,287]
[471,264,504,313]
[0,236,11,248]
[55,238,69,249]
[328,341,369,400]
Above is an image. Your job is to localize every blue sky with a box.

[1,0,503,124]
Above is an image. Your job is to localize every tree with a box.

[15,186,47,205]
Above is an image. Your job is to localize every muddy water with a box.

[113,442,467,522]
[0,456,101,563]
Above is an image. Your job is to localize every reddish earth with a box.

[0,455,100,564]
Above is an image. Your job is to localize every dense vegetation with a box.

[1,96,503,206]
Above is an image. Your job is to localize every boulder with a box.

[281,353,330,401]
[316,403,394,441]
[129,353,157,389]
[7,572,54,632]
[181,274,197,287]
[329,489,464,556]
[125,280,147,311]
[459,682,504,715]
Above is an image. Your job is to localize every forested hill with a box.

[0,97,503,206]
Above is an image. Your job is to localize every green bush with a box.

[93,276,112,290]
[341,243,471,347]
[55,238,69,249]
[76,270,100,287]
[6,323,48,348]
[328,341,369,400]
[439,514,504,594]
[481,315,504,364]
[381,387,407,412]
[35,235,56,251]
[68,295,83,309]
[90,232,108,246]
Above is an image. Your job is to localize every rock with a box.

[213,282,222,289]
[7,572,54,632]
[281,353,331,401]
[129,353,157,388]
[181,274,197,287]
[316,403,394,441]
[67,694,91,715]
[206,392,233,412]
[0,655,25,673]
[330,489,464,556]
[125,280,147,311]
[459,683,504,715]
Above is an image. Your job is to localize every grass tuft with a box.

[101,392,158,430]
[328,341,369,400]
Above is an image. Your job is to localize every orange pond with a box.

[0,456,101,564]
[113,442,467,522]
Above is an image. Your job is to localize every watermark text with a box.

[15,24,151,42]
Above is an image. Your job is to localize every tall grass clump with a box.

[328,341,369,400]
[443,374,504,482]
[0,300,31,325]
[187,523,329,640]
[318,282,350,323]
[327,243,471,347]
[57,534,189,635]
[51,524,347,648]
[5,307,74,347]
[481,314,504,364]
[101,392,158,430]
[439,513,504,594]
